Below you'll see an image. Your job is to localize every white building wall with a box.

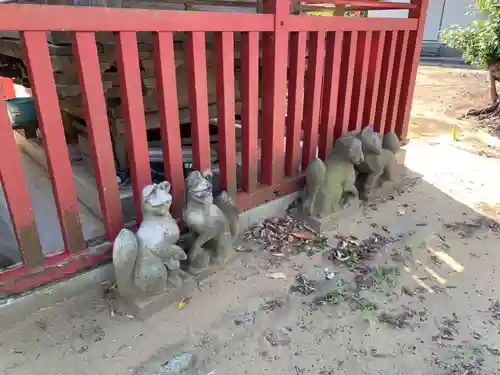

[368,0,477,43]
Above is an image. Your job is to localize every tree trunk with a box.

[488,60,500,102]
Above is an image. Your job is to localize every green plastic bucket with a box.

[5,97,36,125]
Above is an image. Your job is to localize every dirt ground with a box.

[1,65,500,375]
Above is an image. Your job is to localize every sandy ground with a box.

[1,65,500,375]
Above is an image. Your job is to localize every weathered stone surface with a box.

[355,125,401,198]
[112,181,190,312]
[301,133,364,218]
[183,170,239,273]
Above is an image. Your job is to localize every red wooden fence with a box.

[0,0,429,294]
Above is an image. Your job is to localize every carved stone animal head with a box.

[334,134,364,165]
[382,131,401,153]
[141,181,172,216]
[359,125,382,155]
[185,170,213,204]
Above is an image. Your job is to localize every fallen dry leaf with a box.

[267,272,287,279]
[291,232,316,240]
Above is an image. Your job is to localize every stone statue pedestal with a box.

[188,251,237,283]
[113,275,197,319]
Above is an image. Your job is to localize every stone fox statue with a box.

[183,170,239,270]
[112,182,187,300]
[355,125,401,197]
[302,134,364,218]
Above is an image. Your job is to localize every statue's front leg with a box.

[214,230,234,265]
[364,171,383,198]
[189,231,213,270]
[343,184,359,208]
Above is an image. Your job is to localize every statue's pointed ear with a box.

[362,124,374,134]
[159,181,171,193]
[201,169,213,183]
[142,184,155,199]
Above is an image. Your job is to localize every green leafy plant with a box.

[371,265,400,289]
[441,0,500,68]
[351,297,378,323]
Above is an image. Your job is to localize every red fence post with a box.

[351,31,372,131]
[215,31,237,197]
[364,31,385,126]
[0,99,44,267]
[115,31,152,223]
[387,30,410,132]
[240,32,260,192]
[301,31,325,170]
[185,32,212,173]
[261,0,289,186]
[73,32,124,240]
[396,0,430,141]
[285,31,306,176]
[154,31,185,217]
[335,31,358,139]
[374,31,396,133]
[22,31,85,254]
[319,31,343,159]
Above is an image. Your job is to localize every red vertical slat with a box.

[215,32,237,197]
[154,31,185,217]
[0,100,43,266]
[22,31,84,254]
[115,31,151,223]
[376,31,397,134]
[387,30,409,132]
[319,31,344,159]
[285,32,306,176]
[335,31,358,139]
[240,32,259,193]
[73,32,123,240]
[352,31,372,131]
[364,31,385,126]
[301,31,325,170]
[261,0,288,186]
[185,32,211,172]
[396,0,430,141]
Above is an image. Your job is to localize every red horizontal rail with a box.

[0,241,110,294]
[0,4,417,33]
[297,0,417,10]
[0,4,274,32]
[286,17,418,31]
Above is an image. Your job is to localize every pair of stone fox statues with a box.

[112,170,239,302]
[302,125,401,218]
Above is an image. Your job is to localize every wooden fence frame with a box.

[0,0,429,294]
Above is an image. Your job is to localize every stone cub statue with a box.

[183,170,239,271]
[302,133,364,218]
[112,182,187,301]
[355,125,401,198]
